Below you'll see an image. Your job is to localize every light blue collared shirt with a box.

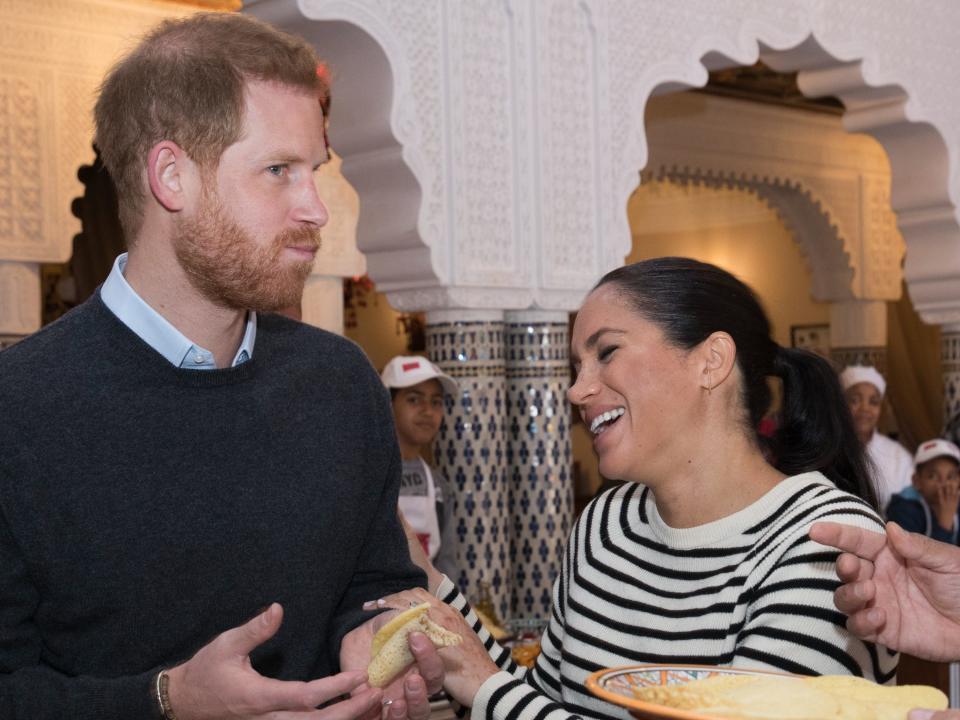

[100,253,256,370]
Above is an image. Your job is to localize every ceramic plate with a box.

[585,664,796,720]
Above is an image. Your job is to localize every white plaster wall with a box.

[0,0,200,335]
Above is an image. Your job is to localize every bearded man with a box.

[0,13,441,720]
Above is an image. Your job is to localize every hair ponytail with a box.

[770,346,879,511]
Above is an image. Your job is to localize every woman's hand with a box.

[364,588,502,706]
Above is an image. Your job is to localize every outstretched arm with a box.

[810,520,960,662]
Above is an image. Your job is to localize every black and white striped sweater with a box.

[440,472,897,720]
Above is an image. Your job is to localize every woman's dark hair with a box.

[595,257,878,511]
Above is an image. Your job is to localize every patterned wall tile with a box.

[505,318,573,619]
[428,320,511,620]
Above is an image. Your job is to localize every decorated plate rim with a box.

[584,663,798,720]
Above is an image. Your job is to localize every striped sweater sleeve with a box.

[435,574,574,697]
[435,542,595,720]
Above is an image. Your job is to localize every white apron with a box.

[398,458,442,560]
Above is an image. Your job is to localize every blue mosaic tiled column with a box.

[505,311,573,620]
[426,311,511,620]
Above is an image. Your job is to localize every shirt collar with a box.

[101,253,256,368]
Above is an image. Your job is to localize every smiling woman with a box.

[399,257,896,720]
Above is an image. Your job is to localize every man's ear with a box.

[700,331,737,392]
[146,141,189,212]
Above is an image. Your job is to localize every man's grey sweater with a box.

[0,294,424,718]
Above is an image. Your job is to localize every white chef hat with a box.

[839,365,886,397]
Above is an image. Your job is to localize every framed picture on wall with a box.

[790,324,831,359]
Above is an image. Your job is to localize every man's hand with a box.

[809,521,960,661]
[341,603,446,720]
[167,603,382,719]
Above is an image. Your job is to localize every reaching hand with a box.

[362,588,502,707]
[340,600,446,720]
[809,521,960,662]
[167,603,382,720]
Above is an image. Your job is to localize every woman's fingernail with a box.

[377,598,387,607]
[362,601,377,610]
[382,699,394,708]
[908,710,934,720]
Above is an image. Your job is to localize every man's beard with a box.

[173,190,320,313]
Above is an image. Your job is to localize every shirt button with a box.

[193,354,205,364]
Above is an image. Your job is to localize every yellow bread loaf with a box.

[367,603,461,688]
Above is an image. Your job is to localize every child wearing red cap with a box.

[887,438,960,544]
[381,355,459,579]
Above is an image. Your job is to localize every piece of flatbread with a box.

[632,673,947,720]
[367,602,461,688]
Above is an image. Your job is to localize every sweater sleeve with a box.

[328,373,427,664]
[736,509,897,683]
[436,553,583,720]
[0,490,161,719]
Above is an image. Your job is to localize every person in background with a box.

[0,13,435,719]
[374,257,895,720]
[841,364,913,511]
[382,355,460,581]
[887,438,960,545]
[810,520,960,720]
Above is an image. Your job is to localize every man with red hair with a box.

[0,12,440,720]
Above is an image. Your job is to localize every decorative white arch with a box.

[3,1,959,335]
[242,0,960,325]
[648,167,857,302]
[639,91,904,304]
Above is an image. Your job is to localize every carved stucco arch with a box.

[621,32,958,323]
[239,2,960,321]
[644,166,856,302]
